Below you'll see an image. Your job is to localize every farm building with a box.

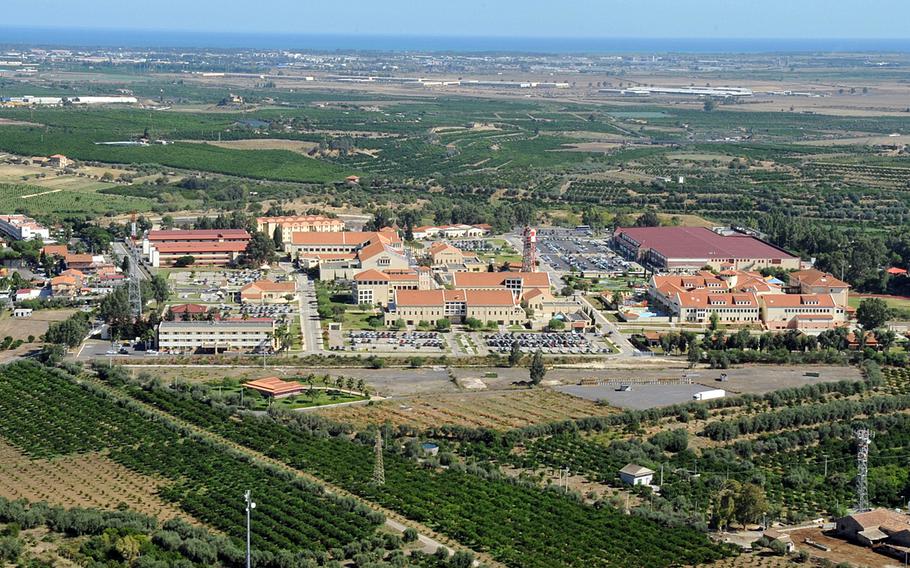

[243,377,307,399]
[12,308,32,318]
[836,509,910,551]
[762,530,794,553]
[618,463,655,486]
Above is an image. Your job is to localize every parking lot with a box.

[484,332,610,355]
[347,331,447,352]
[536,228,642,276]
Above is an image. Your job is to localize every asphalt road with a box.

[282,264,321,355]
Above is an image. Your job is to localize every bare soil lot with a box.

[555,365,860,409]
[316,388,615,430]
[0,439,197,523]
[183,138,320,154]
[789,527,903,568]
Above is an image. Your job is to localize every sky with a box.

[4,0,909,39]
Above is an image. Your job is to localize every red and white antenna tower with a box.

[522,226,537,272]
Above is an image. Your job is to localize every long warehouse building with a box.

[614,227,800,273]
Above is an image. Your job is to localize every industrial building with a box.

[157,319,276,353]
[614,227,800,272]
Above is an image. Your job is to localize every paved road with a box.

[577,293,637,357]
[112,240,150,281]
[281,264,322,355]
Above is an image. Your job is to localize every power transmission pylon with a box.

[855,428,872,512]
[128,248,143,321]
[372,430,385,486]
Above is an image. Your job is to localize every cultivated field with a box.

[316,388,616,429]
[0,440,195,523]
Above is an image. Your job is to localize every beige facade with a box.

[761,294,847,331]
[240,280,297,304]
[788,269,850,306]
[354,269,431,306]
[385,289,526,327]
[428,242,465,267]
[257,215,345,244]
[158,319,276,353]
[671,292,761,325]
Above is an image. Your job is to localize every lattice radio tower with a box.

[372,430,385,486]
[855,428,872,512]
[522,226,537,273]
[128,249,143,320]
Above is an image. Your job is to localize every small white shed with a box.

[12,308,33,318]
[619,463,655,486]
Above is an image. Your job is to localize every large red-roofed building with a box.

[143,229,251,267]
[614,227,799,272]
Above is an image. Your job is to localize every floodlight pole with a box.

[245,490,255,568]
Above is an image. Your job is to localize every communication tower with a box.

[855,428,872,512]
[522,226,537,273]
[372,430,385,486]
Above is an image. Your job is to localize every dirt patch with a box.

[315,388,616,430]
[556,142,623,153]
[0,309,74,344]
[789,527,903,568]
[0,439,198,523]
[0,118,43,127]
[183,138,319,154]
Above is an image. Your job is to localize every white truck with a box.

[693,389,726,401]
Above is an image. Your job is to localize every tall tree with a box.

[857,298,891,330]
[529,350,546,385]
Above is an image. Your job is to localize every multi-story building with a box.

[761,294,847,331]
[614,226,800,272]
[143,229,252,268]
[256,215,345,244]
[285,229,408,280]
[0,214,50,241]
[649,270,782,312]
[354,268,433,306]
[788,269,850,306]
[428,242,465,266]
[385,288,526,327]
[670,291,761,325]
[452,271,552,301]
[240,280,297,304]
[157,319,276,353]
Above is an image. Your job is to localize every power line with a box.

[855,428,872,512]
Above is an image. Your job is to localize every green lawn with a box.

[850,295,910,311]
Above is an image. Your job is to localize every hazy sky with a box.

[5,0,909,38]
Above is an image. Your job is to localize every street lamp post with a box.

[245,490,256,568]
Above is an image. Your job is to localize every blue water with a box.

[1,27,909,54]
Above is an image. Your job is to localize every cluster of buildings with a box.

[412,223,492,240]
[644,268,850,332]
[286,228,407,280]
[0,214,50,241]
[142,229,252,268]
[0,95,137,107]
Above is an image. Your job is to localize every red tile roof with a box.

[148,229,251,241]
[762,294,836,308]
[243,377,306,396]
[154,242,249,254]
[789,269,850,289]
[617,227,796,260]
[453,271,550,289]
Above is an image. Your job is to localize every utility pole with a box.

[660,463,664,486]
[244,490,256,568]
[373,430,385,486]
[823,454,828,479]
[855,428,872,512]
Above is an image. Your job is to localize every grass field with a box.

[849,293,910,311]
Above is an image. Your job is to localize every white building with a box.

[618,463,655,486]
[157,319,276,353]
[0,215,50,241]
